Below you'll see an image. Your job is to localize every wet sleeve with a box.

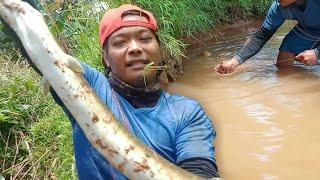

[235,1,285,64]
[178,158,219,178]
[175,103,217,169]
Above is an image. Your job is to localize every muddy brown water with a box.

[168,21,320,180]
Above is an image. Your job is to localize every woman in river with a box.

[215,0,320,74]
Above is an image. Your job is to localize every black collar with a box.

[108,73,161,108]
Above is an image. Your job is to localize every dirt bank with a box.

[182,19,263,58]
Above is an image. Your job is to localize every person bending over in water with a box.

[215,0,320,74]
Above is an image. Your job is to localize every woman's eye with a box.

[140,36,152,42]
[113,40,125,47]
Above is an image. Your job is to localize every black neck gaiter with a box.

[108,73,161,109]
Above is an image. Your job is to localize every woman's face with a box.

[104,14,161,88]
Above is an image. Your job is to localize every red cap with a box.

[99,4,158,46]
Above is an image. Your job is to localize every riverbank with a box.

[183,19,263,58]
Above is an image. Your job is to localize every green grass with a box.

[0,58,74,179]
[29,107,75,179]
[42,0,107,70]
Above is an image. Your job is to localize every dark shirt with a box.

[235,0,320,64]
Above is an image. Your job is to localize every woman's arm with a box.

[235,1,285,64]
[175,103,219,178]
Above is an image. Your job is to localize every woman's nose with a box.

[128,40,142,55]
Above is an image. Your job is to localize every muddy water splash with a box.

[169,21,320,179]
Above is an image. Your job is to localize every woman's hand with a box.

[295,49,318,65]
[214,58,240,74]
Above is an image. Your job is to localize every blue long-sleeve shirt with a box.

[235,0,320,64]
[52,63,218,179]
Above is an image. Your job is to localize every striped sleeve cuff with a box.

[233,54,246,64]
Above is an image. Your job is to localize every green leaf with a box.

[0,112,9,121]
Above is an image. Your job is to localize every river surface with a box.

[168,21,320,180]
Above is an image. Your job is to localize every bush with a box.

[0,58,75,179]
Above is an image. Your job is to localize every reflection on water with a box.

[168,21,320,180]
